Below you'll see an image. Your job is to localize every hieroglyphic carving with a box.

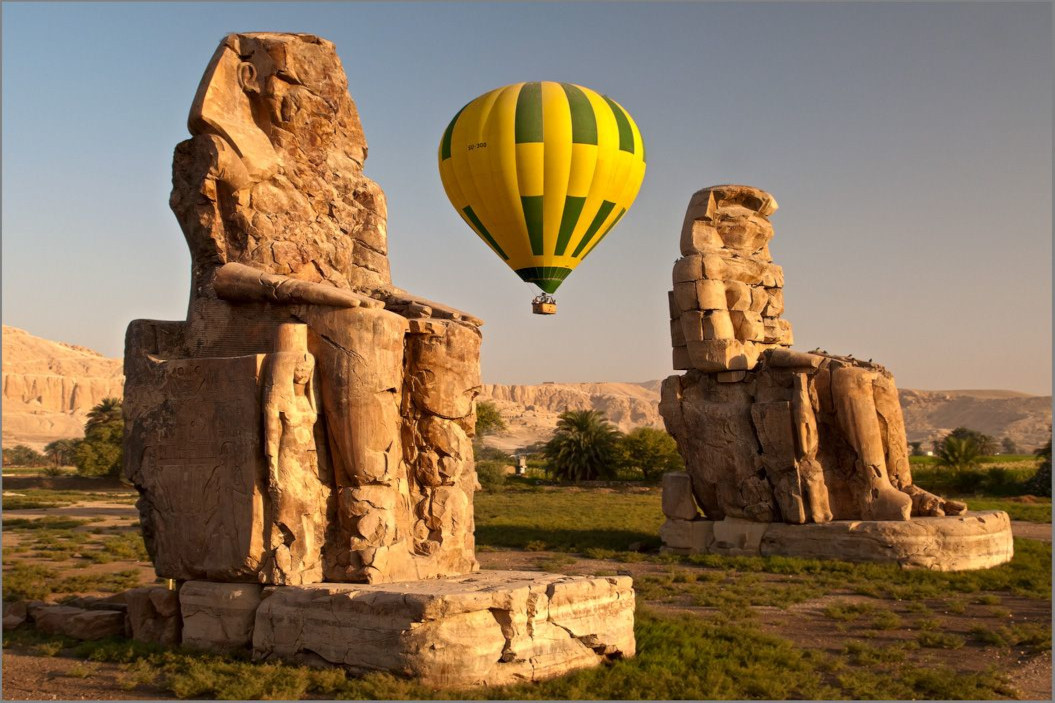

[126,351,267,581]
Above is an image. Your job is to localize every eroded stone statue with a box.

[662,184,965,523]
[659,186,1013,570]
[123,35,635,685]
[125,32,481,585]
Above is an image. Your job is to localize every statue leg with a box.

[831,365,912,521]
[402,319,481,575]
[300,306,411,582]
[873,372,966,517]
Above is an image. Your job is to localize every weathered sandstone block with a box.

[126,586,181,646]
[180,582,262,651]
[661,473,700,520]
[659,518,714,552]
[251,572,635,688]
[28,604,127,641]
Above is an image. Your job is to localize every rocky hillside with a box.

[2,325,125,450]
[898,388,1052,451]
[479,381,665,452]
[2,326,1049,455]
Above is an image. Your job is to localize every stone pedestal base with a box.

[180,571,635,688]
[661,510,1014,571]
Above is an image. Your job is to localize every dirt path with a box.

[1012,521,1052,541]
[0,651,167,700]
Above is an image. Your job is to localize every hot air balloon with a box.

[438,82,646,315]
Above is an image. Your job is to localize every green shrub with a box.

[1026,439,1052,497]
[3,562,61,600]
[475,460,507,491]
[619,427,683,481]
[912,464,1038,497]
[44,438,80,468]
[937,436,982,471]
[474,401,506,438]
[2,445,48,467]
[917,631,965,649]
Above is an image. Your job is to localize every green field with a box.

[2,478,1051,699]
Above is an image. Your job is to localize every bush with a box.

[2,445,48,467]
[475,460,508,490]
[619,427,683,481]
[937,436,982,471]
[44,438,80,467]
[912,464,1037,497]
[474,401,506,438]
[933,427,997,456]
[1026,440,1052,497]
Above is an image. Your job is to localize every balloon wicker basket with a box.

[532,294,557,315]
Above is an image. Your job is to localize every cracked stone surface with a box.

[249,571,636,687]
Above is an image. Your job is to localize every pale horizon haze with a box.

[2,2,1052,395]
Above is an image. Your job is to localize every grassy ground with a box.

[2,479,1051,699]
[4,598,1034,700]
[475,485,665,551]
[909,455,1039,467]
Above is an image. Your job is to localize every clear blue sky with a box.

[3,2,1051,394]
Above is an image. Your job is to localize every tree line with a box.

[475,401,683,483]
[2,397,123,477]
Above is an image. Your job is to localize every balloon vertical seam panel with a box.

[438,81,645,295]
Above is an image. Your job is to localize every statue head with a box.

[189,32,368,185]
[173,32,390,298]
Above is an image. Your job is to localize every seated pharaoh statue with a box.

[661,185,971,525]
[124,32,482,586]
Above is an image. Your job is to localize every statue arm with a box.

[214,262,384,309]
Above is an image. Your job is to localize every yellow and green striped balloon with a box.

[438,81,646,294]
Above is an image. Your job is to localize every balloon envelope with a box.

[438,82,646,294]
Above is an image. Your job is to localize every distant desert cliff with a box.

[2,325,125,449]
[1,325,1050,453]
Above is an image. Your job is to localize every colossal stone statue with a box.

[659,185,1013,570]
[122,34,634,684]
[125,32,480,585]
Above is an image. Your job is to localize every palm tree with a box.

[543,410,622,483]
[947,427,997,456]
[86,398,122,433]
[937,436,982,471]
